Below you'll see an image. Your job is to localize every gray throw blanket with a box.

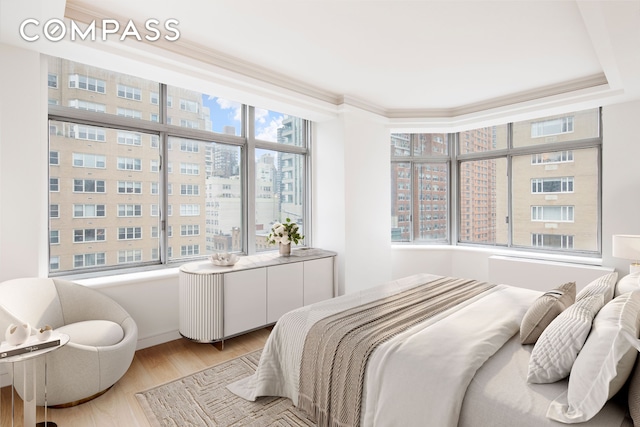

[297,276,495,427]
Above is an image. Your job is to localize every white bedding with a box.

[228,273,544,426]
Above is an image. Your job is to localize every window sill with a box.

[391,244,603,267]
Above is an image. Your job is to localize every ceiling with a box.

[34,1,640,117]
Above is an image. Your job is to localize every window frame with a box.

[391,108,602,257]
[48,59,312,276]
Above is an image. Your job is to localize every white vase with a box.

[5,323,31,346]
[279,243,291,256]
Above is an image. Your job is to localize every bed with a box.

[228,273,638,427]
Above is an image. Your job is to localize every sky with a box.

[202,94,285,142]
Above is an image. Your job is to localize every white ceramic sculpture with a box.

[5,322,31,346]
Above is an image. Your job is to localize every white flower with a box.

[281,235,290,245]
[273,224,285,236]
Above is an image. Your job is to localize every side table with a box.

[0,332,69,427]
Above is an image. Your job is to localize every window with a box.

[118,204,142,217]
[180,204,200,216]
[74,252,106,268]
[74,228,106,243]
[50,178,59,192]
[118,227,142,240]
[180,184,200,196]
[69,74,106,93]
[50,151,59,165]
[390,107,601,255]
[48,57,310,274]
[118,181,142,194]
[531,206,574,222]
[71,125,106,142]
[531,116,574,138]
[117,84,141,101]
[532,233,574,249]
[390,133,450,242]
[181,225,200,236]
[117,131,142,146]
[117,157,142,171]
[50,230,59,245]
[531,177,574,193]
[74,179,106,193]
[48,73,58,88]
[118,250,142,264]
[73,153,106,168]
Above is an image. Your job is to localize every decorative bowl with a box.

[210,253,239,266]
[5,323,31,346]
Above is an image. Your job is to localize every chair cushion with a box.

[57,320,124,347]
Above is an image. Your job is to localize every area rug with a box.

[135,349,315,426]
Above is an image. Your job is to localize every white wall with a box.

[1,40,639,352]
[391,100,640,290]
[0,44,49,280]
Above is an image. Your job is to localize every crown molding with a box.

[63,2,620,126]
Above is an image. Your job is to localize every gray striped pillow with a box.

[520,281,576,345]
[576,272,619,304]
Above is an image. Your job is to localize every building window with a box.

[532,233,574,249]
[50,204,59,219]
[119,228,140,243]
[531,116,574,138]
[117,131,142,146]
[73,153,106,169]
[181,244,200,256]
[74,252,106,268]
[69,74,106,93]
[118,181,142,194]
[180,163,199,175]
[48,73,58,89]
[50,151,59,165]
[50,230,59,245]
[73,204,105,218]
[118,204,142,217]
[68,99,106,112]
[181,225,200,236]
[531,206,574,222]
[74,179,106,193]
[180,204,200,216]
[118,250,142,264]
[531,151,574,164]
[180,184,200,196]
[50,178,59,192]
[71,125,106,142]
[531,177,574,193]
[74,228,106,243]
[117,157,142,171]
[117,84,141,101]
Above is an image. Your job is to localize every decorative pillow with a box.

[615,273,640,297]
[628,357,640,426]
[57,320,124,347]
[547,291,640,424]
[520,281,576,344]
[527,294,604,384]
[575,271,618,304]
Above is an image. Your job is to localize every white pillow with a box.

[547,291,640,423]
[527,294,604,384]
[575,272,618,303]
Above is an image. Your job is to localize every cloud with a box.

[216,98,242,122]
[256,114,284,142]
[255,108,269,124]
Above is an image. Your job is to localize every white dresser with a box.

[179,248,336,347]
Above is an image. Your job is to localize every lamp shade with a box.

[612,235,640,260]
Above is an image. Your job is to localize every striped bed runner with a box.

[297,276,495,427]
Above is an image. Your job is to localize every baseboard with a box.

[136,330,182,350]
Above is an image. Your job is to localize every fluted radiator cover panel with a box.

[179,271,223,342]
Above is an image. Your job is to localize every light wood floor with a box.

[1,328,271,426]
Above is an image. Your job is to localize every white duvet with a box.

[228,273,541,427]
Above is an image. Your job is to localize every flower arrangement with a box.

[267,218,304,246]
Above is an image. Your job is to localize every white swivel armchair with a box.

[0,277,138,406]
